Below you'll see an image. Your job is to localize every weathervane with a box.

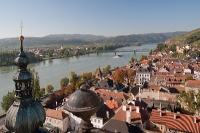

[20,21,23,35]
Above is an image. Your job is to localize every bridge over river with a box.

[114,48,150,53]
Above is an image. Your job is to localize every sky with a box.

[0,0,200,38]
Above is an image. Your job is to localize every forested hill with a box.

[0,32,186,50]
[165,28,200,48]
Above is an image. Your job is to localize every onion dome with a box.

[5,22,46,133]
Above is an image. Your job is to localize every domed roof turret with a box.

[5,22,46,133]
[64,84,103,132]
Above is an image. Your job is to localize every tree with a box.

[166,103,172,111]
[125,69,136,85]
[147,60,153,66]
[60,77,69,88]
[149,49,153,55]
[46,84,54,94]
[102,65,111,75]
[112,68,126,83]
[1,91,15,112]
[70,71,78,83]
[139,55,148,61]
[129,57,137,63]
[30,69,41,100]
[40,88,45,97]
[82,72,92,80]
[185,77,194,82]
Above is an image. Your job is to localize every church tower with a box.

[4,22,46,133]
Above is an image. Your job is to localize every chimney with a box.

[136,106,140,113]
[129,106,132,112]
[106,111,109,118]
[194,116,197,123]
[126,111,131,123]
[122,105,126,111]
[174,113,176,120]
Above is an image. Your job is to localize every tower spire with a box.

[19,21,24,53]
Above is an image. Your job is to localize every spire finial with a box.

[20,21,23,35]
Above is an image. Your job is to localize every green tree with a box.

[166,103,172,111]
[129,57,137,63]
[46,84,54,94]
[60,77,69,88]
[102,65,111,75]
[40,88,45,97]
[30,69,41,100]
[82,72,92,80]
[149,49,153,55]
[1,91,15,112]
[70,71,78,83]
[185,77,194,82]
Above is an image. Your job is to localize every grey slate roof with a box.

[102,119,142,133]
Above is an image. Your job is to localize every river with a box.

[0,43,157,113]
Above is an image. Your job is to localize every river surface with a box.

[0,43,157,113]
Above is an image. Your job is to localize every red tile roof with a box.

[150,110,200,133]
[46,109,68,120]
[105,100,121,111]
[186,80,200,87]
[94,89,131,101]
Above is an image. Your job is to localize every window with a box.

[49,119,51,122]
[54,120,56,123]
[94,119,96,122]
[98,120,100,123]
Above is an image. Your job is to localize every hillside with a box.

[165,28,200,48]
[0,32,187,50]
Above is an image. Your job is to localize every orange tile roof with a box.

[150,110,200,133]
[94,89,131,101]
[46,109,68,120]
[141,59,148,64]
[113,105,142,125]
[105,100,121,111]
[186,80,200,87]
[147,85,160,91]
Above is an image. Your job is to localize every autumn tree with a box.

[112,68,126,83]
[125,69,136,85]
[139,55,148,61]
[46,84,54,94]
[60,77,69,88]
[1,91,15,112]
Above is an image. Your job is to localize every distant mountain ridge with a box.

[0,31,187,50]
[43,34,106,40]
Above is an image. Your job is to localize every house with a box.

[44,109,69,133]
[111,104,149,130]
[148,109,200,133]
[136,68,151,86]
[91,104,115,129]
